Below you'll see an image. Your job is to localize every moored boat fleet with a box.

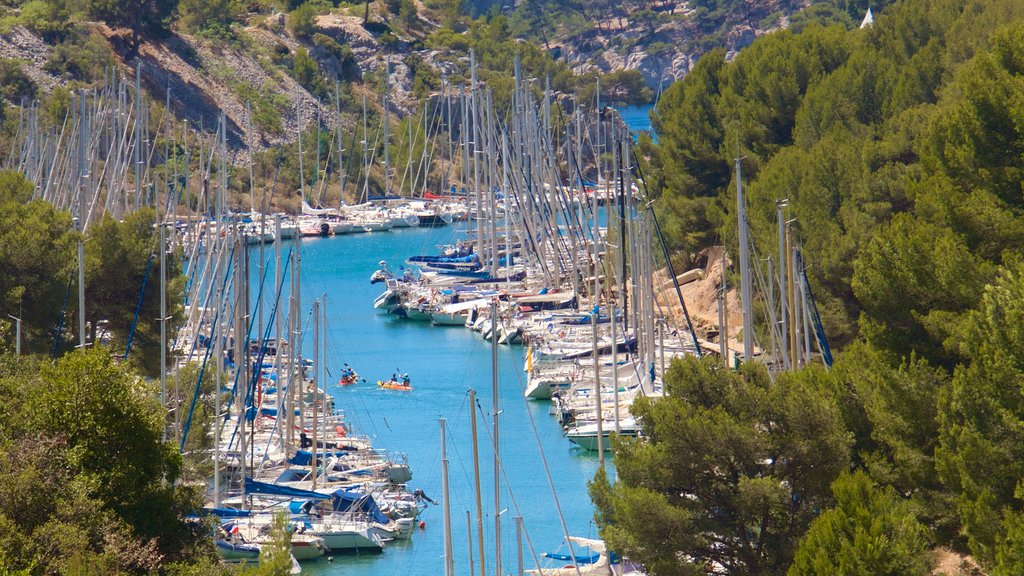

[174,212,435,569]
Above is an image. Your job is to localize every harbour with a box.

[244,222,614,575]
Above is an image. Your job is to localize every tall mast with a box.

[362,93,369,203]
[159,217,168,441]
[297,89,305,203]
[311,298,319,489]
[491,299,502,576]
[471,50,484,264]
[777,200,789,369]
[736,157,753,361]
[335,81,346,206]
[77,92,87,350]
[441,418,454,576]
[274,214,284,454]
[384,58,391,197]
[469,388,485,576]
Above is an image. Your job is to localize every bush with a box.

[177,0,244,39]
[293,46,319,88]
[0,60,36,103]
[287,2,318,39]
[19,0,72,41]
[789,471,932,576]
[399,0,417,28]
[379,31,399,48]
[313,32,359,80]
[43,33,114,82]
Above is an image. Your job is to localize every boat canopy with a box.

[436,298,492,314]
[327,489,389,524]
[289,449,357,466]
[202,507,252,518]
[301,199,333,216]
[244,478,331,500]
[542,552,601,564]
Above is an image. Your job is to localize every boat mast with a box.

[384,58,391,198]
[777,199,789,369]
[736,157,754,361]
[321,294,328,472]
[469,388,485,576]
[491,299,502,576]
[159,211,168,441]
[297,89,305,205]
[77,91,87,350]
[441,418,454,576]
[311,297,319,489]
[274,214,284,455]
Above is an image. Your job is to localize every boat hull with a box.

[216,539,261,562]
[314,527,384,551]
[430,312,468,325]
[290,540,325,560]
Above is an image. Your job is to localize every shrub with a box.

[293,46,318,87]
[379,31,399,48]
[313,32,359,80]
[0,60,36,103]
[287,2,318,39]
[19,0,72,41]
[43,34,114,82]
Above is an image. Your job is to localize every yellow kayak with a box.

[378,380,413,391]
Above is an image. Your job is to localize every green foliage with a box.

[578,70,654,107]
[788,471,932,576]
[649,0,1024,356]
[287,1,319,39]
[936,264,1024,568]
[852,213,991,366]
[405,53,439,98]
[379,30,399,48]
[254,512,293,575]
[18,0,73,41]
[292,46,319,88]
[0,349,214,572]
[43,33,115,83]
[313,33,359,81]
[83,208,185,377]
[40,85,72,129]
[398,0,417,28]
[0,59,37,103]
[0,170,76,354]
[235,79,288,135]
[830,343,959,541]
[591,356,850,575]
[177,0,245,38]
[85,0,179,54]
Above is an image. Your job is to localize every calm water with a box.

[247,223,613,575]
[616,104,657,143]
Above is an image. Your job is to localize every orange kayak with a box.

[378,380,413,391]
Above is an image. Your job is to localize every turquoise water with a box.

[248,223,613,575]
[616,104,657,143]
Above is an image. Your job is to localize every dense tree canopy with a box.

[788,471,932,576]
[0,170,77,354]
[83,208,185,377]
[0,349,215,574]
[591,357,850,575]
[609,1,1024,575]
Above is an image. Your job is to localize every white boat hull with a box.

[314,526,384,551]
